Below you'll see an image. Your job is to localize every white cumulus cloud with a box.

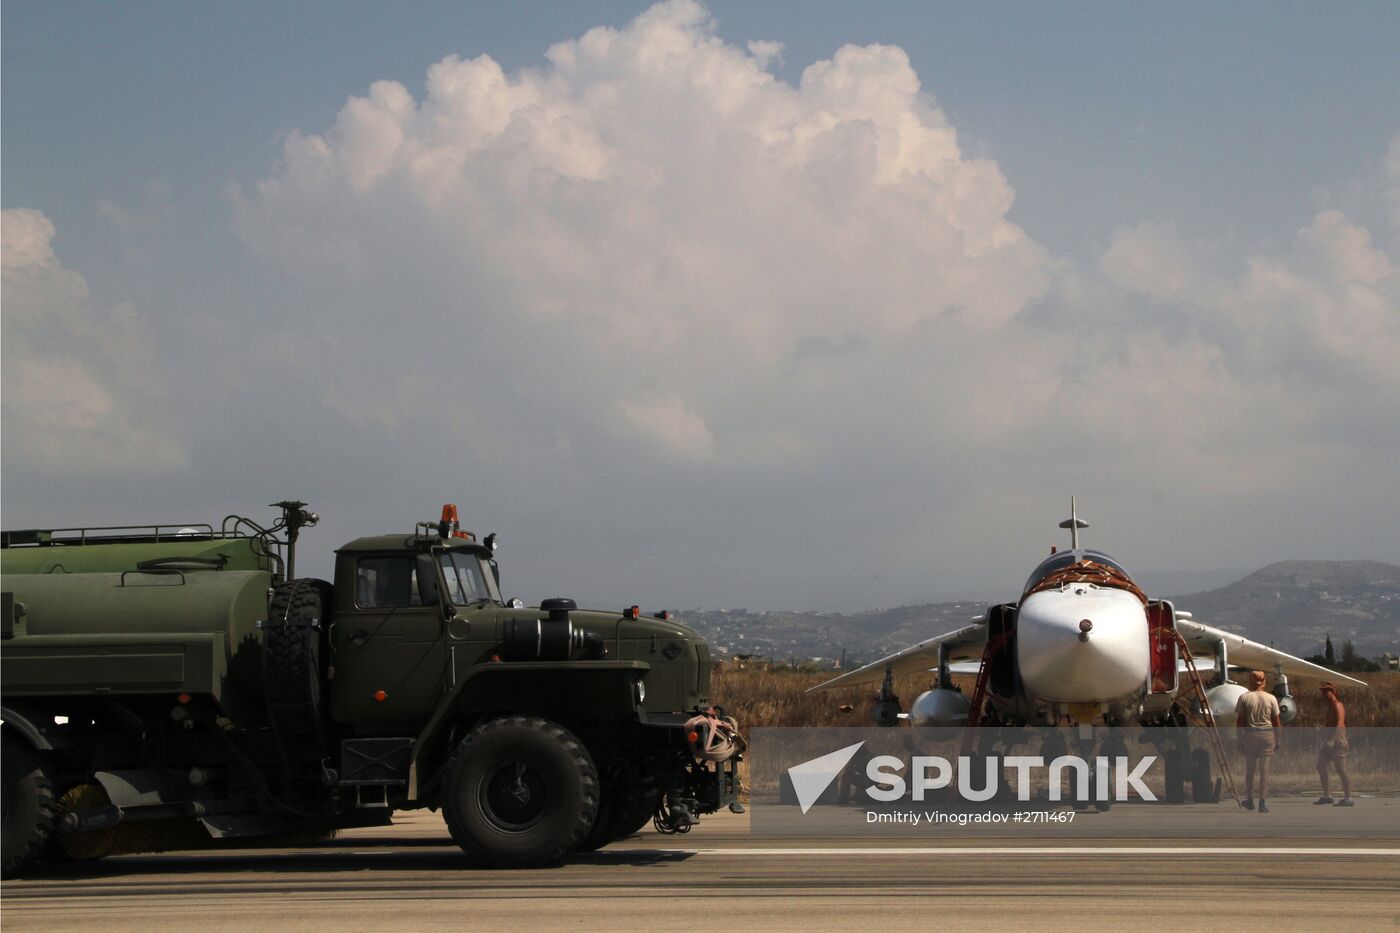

[2,208,185,473]
[189,2,1400,601]
[617,393,717,461]
[230,0,1049,473]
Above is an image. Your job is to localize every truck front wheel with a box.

[2,737,56,877]
[442,716,598,868]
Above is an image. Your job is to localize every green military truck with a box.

[1,501,741,875]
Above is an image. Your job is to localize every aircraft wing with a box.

[1174,617,1367,687]
[807,622,987,692]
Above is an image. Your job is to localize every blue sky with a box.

[8,1,1397,264]
[4,1,1399,608]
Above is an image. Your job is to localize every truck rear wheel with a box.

[577,780,660,852]
[442,716,598,868]
[615,787,660,838]
[2,738,56,877]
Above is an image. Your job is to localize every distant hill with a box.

[1170,560,1400,657]
[676,560,1400,667]
[676,601,987,670]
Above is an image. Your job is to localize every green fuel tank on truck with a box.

[1,569,272,726]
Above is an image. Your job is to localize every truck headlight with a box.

[635,679,646,705]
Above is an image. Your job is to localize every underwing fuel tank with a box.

[1,569,273,724]
[1205,682,1249,726]
[1016,586,1151,703]
[908,687,972,727]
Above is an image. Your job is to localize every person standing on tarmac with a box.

[1235,670,1282,813]
[1315,682,1354,807]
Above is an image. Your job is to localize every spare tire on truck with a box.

[262,579,331,751]
[442,716,598,868]
[2,737,55,877]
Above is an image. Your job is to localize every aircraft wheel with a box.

[1091,761,1112,811]
[1190,748,1214,803]
[1164,755,1186,804]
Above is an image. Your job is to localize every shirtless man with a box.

[1235,670,1281,813]
[1315,682,1353,806]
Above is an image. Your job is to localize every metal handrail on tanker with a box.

[1,523,218,548]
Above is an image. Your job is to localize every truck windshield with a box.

[438,551,496,605]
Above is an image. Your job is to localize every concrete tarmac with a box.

[4,809,1399,932]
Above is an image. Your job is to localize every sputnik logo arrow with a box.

[787,741,865,814]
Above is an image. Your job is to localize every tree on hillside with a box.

[1307,637,1382,673]
[1333,640,1381,672]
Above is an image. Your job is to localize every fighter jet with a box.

[811,499,1365,731]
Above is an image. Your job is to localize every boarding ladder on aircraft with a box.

[1173,631,1242,806]
[958,631,1008,756]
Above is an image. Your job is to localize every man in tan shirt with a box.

[1235,670,1281,812]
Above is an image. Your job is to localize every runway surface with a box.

[4,808,1399,932]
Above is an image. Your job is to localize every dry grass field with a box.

[715,666,1400,799]
[714,664,1400,730]
[1290,674,1400,726]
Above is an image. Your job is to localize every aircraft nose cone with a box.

[1018,590,1151,702]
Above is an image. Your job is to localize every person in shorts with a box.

[1315,682,1353,807]
[1235,670,1281,813]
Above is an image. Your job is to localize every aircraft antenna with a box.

[1058,495,1089,549]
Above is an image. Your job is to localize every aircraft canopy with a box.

[1022,548,1133,596]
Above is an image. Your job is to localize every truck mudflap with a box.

[655,755,743,834]
[654,711,745,833]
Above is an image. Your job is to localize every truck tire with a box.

[442,716,598,868]
[576,781,660,852]
[2,737,55,877]
[263,580,328,748]
[575,793,618,853]
[614,787,660,838]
